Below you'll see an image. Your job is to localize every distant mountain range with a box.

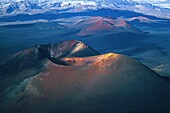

[0,0,170,19]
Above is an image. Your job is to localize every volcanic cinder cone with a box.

[0,40,170,113]
[76,16,144,36]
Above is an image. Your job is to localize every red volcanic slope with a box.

[76,16,144,36]
[0,40,170,113]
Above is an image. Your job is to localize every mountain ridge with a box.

[0,0,170,19]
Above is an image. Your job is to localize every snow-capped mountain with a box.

[0,0,170,19]
[0,0,42,15]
